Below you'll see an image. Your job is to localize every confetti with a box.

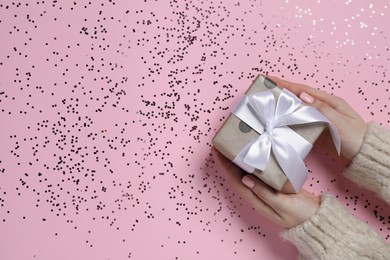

[0,0,389,259]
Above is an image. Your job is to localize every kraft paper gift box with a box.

[212,75,329,193]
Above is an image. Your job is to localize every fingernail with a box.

[300,92,314,104]
[242,176,255,188]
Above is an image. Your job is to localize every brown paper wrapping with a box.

[212,75,326,193]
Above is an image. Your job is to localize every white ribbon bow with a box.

[232,89,340,192]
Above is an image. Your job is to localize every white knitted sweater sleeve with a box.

[344,122,390,202]
[282,122,390,259]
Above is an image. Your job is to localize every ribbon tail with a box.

[271,134,308,192]
[275,105,341,156]
[327,122,341,155]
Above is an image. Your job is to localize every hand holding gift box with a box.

[213,75,340,193]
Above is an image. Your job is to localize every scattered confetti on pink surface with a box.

[1,1,389,259]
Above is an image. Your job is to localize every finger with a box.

[214,149,263,198]
[248,194,284,225]
[299,189,321,205]
[215,151,282,222]
[240,175,284,223]
[267,77,346,127]
[241,175,283,210]
[267,76,329,101]
[299,91,352,131]
[268,76,356,116]
[267,76,315,97]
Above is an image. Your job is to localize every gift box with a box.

[212,75,339,193]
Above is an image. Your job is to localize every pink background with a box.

[1,0,389,259]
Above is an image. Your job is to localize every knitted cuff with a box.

[281,194,390,259]
[344,122,390,203]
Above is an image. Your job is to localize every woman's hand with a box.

[217,151,320,228]
[215,76,367,228]
[268,76,367,162]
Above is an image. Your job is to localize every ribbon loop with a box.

[232,88,341,192]
[244,133,271,171]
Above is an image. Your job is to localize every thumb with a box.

[299,92,344,128]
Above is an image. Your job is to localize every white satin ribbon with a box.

[232,89,340,192]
